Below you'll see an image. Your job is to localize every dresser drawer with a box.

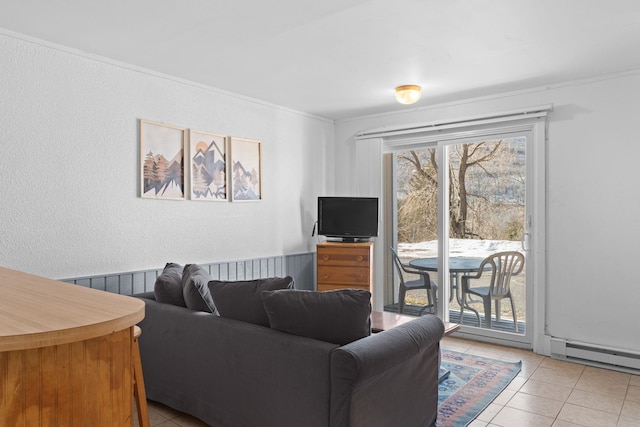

[317,284,370,292]
[317,247,370,267]
[317,266,370,285]
[316,242,373,299]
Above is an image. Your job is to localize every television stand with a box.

[316,241,373,297]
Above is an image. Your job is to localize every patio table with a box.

[408,256,484,306]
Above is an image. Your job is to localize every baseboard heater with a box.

[550,338,640,374]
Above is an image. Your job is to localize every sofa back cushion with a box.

[182,264,216,313]
[154,262,186,307]
[262,289,372,345]
[208,276,294,326]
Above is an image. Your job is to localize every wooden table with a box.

[371,311,460,335]
[0,266,145,426]
[371,311,460,382]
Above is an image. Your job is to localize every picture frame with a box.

[230,137,262,202]
[140,119,186,200]
[189,129,228,201]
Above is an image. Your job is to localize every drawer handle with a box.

[322,255,329,261]
[358,274,363,280]
[356,255,363,262]
[322,274,330,279]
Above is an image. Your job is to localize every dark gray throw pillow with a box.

[182,264,215,313]
[154,262,186,307]
[261,289,372,345]
[208,276,294,326]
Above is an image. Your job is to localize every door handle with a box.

[522,232,530,252]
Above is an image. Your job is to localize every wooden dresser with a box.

[316,241,373,294]
[0,266,145,426]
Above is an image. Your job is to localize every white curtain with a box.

[353,137,384,310]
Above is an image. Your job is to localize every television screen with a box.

[318,197,378,241]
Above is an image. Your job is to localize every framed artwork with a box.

[230,137,262,202]
[189,129,228,201]
[140,119,186,200]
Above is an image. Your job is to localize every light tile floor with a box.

[135,400,208,427]
[443,337,640,427]
[136,336,640,427]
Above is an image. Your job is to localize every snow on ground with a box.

[399,239,523,259]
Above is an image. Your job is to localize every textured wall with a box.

[0,33,331,279]
[335,71,640,352]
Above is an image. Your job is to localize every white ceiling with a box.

[1,0,640,120]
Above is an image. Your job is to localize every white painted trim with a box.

[356,105,552,140]
[339,69,640,124]
[449,331,532,350]
[438,120,543,347]
[375,111,547,348]
[531,119,547,355]
[0,28,333,123]
[437,145,450,320]
[537,334,552,356]
[383,123,539,152]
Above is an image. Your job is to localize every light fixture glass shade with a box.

[395,85,421,104]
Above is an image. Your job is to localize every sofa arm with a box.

[330,315,444,427]
[134,291,155,300]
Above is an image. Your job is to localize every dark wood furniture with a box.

[371,311,460,336]
[316,241,373,294]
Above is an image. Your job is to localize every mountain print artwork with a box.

[190,130,227,201]
[230,137,262,201]
[141,120,185,200]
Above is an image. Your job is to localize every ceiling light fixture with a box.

[395,85,421,105]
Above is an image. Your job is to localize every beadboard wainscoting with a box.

[62,253,316,296]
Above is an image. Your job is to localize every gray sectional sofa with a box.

[134,265,444,427]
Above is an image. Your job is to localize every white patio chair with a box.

[460,251,524,331]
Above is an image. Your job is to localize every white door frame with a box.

[357,105,549,352]
[435,120,544,348]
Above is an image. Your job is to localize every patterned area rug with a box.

[437,350,522,427]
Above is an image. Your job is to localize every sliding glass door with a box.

[389,126,536,346]
[443,136,528,340]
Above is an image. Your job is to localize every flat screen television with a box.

[317,197,378,242]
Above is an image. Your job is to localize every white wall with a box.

[0,33,331,279]
[4,29,639,354]
[335,71,640,353]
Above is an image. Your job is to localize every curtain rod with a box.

[355,104,553,140]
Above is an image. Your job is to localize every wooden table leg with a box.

[133,326,150,427]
